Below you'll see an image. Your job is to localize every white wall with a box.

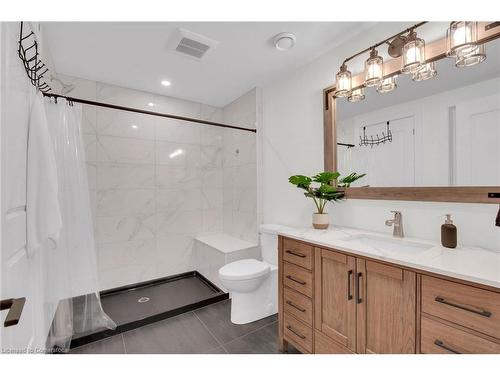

[262,23,500,251]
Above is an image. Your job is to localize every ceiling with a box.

[42,22,374,107]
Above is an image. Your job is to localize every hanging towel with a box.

[26,93,62,257]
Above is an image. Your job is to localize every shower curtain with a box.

[42,97,115,351]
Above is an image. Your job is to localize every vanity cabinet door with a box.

[356,259,416,354]
[314,248,356,352]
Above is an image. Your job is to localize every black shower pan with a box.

[69,271,228,349]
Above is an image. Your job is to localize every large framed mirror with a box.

[324,22,500,204]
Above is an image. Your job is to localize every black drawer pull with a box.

[286,300,306,312]
[286,325,306,340]
[356,272,362,304]
[285,250,306,258]
[286,275,306,285]
[435,297,492,318]
[347,270,353,300]
[434,340,462,354]
[0,298,26,327]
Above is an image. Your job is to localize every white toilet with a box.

[218,224,287,324]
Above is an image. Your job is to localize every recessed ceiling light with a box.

[147,102,155,107]
[131,124,138,129]
[273,32,296,51]
[161,80,171,87]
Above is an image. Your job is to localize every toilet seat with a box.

[219,259,270,281]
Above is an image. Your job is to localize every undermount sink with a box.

[343,234,433,253]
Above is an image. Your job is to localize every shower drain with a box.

[137,297,150,303]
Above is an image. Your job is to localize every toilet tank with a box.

[259,224,291,266]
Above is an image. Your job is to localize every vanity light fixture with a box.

[329,22,497,101]
[333,23,427,100]
[455,43,486,67]
[364,49,383,87]
[402,30,426,74]
[412,62,437,81]
[335,63,352,97]
[376,76,397,93]
[446,22,486,67]
[348,88,365,102]
[446,22,479,57]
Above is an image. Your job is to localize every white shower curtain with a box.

[42,97,115,351]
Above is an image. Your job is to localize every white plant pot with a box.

[312,213,329,230]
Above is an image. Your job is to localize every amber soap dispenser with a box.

[441,214,457,249]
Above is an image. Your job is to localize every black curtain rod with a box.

[337,142,355,148]
[42,93,257,133]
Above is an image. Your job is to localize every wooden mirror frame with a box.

[324,22,500,204]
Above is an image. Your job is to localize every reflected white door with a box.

[455,94,500,186]
[354,116,415,187]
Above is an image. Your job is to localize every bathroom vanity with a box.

[277,228,500,354]
[285,23,500,354]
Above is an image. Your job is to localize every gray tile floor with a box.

[70,300,299,354]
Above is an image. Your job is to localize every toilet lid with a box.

[219,259,270,281]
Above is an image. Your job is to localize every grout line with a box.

[193,311,225,349]
[221,319,278,348]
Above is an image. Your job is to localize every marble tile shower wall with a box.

[64,77,223,289]
[222,89,258,244]
[61,75,258,290]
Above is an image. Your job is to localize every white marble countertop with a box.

[277,226,500,289]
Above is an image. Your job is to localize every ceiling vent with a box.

[167,28,219,61]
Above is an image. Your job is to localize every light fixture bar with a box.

[340,22,427,65]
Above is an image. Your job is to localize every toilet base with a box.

[229,270,277,324]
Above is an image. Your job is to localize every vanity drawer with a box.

[283,262,313,297]
[421,275,500,339]
[421,316,500,354]
[283,238,313,270]
[283,313,313,353]
[315,330,354,354]
[283,287,313,326]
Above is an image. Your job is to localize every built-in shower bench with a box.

[194,233,259,291]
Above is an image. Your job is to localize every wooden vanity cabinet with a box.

[419,275,500,354]
[314,248,356,351]
[278,235,500,354]
[313,250,416,353]
[356,259,416,354]
[279,236,416,354]
[279,237,315,353]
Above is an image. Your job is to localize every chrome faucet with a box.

[385,211,404,238]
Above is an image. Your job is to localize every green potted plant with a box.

[288,171,365,229]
